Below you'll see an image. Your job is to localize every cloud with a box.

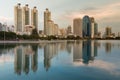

[73,60,120,76]
[89,60,120,76]
[0,16,13,25]
[59,2,120,21]
[73,60,115,71]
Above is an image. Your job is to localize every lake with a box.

[0,40,120,80]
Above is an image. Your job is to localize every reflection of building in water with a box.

[94,41,98,57]
[23,52,30,74]
[105,42,112,53]
[44,43,58,71]
[22,45,32,74]
[73,40,98,64]
[66,41,73,54]
[14,44,38,75]
[14,46,23,75]
[59,42,67,51]
[73,41,82,62]
[31,44,38,72]
[82,41,98,64]
[83,41,97,64]
[82,41,91,64]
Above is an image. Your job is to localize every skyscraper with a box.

[54,24,59,36]
[94,22,98,36]
[67,25,72,35]
[105,27,112,37]
[14,3,23,34]
[73,18,82,37]
[47,20,54,36]
[90,17,95,38]
[31,6,38,31]
[82,15,91,38]
[44,8,51,35]
[22,4,30,33]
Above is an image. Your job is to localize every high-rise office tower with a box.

[94,22,98,35]
[82,15,91,38]
[14,3,23,34]
[90,17,95,38]
[22,4,30,32]
[105,27,112,37]
[67,25,72,35]
[31,6,38,31]
[73,18,82,37]
[54,24,59,36]
[44,8,51,35]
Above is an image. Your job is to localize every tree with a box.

[31,28,39,36]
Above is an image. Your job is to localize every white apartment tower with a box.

[44,8,51,35]
[31,6,38,30]
[47,20,54,36]
[14,3,23,34]
[22,4,30,33]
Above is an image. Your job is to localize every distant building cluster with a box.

[14,3,38,35]
[73,16,100,38]
[0,22,14,32]
[43,14,100,38]
[104,27,115,38]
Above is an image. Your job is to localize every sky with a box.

[0,0,120,33]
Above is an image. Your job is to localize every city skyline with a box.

[0,0,120,33]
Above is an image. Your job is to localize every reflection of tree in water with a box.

[0,44,16,49]
[0,43,16,55]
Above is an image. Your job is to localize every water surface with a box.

[0,40,120,80]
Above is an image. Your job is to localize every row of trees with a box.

[0,29,120,40]
[0,29,39,40]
